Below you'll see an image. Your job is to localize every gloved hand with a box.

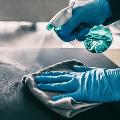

[55,0,112,42]
[34,65,120,102]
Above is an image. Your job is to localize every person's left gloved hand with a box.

[34,66,120,102]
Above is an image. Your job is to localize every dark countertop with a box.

[0,48,119,120]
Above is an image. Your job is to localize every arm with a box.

[34,67,120,102]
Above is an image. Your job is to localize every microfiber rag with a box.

[22,59,101,118]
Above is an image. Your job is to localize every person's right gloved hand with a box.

[55,0,112,42]
[34,65,120,103]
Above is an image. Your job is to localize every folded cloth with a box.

[22,59,101,118]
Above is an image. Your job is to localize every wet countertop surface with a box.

[0,48,120,120]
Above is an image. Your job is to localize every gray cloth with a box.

[22,59,101,118]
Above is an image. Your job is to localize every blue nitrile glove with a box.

[55,0,112,42]
[34,66,120,102]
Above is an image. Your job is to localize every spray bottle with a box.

[46,1,112,53]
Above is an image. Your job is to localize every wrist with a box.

[95,0,112,24]
[102,0,112,19]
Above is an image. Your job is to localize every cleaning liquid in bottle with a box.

[84,25,112,53]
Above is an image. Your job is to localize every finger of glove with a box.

[73,65,92,72]
[55,29,76,42]
[41,71,71,76]
[52,92,78,101]
[34,75,73,84]
[55,26,90,42]
[75,27,91,41]
[37,78,78,92]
